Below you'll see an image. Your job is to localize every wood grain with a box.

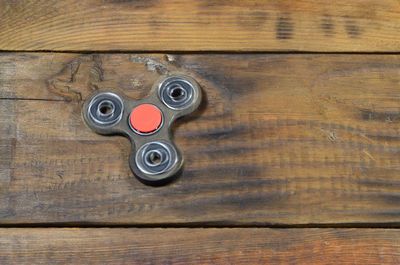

[0,228,398,264]
[1,0,400,52]
[1,53,400,225]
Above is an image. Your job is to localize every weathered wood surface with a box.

[1,53,400,225]
[1,0,400,52]
[0,228,398,264]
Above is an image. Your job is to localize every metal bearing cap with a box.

[135,141,177,176]
[159,76,196,110]
[88,92,123,126]
[82,74,201,185]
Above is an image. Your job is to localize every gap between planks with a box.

[0,223,399,229]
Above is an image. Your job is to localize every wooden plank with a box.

[0,228,398,264]
[1,0,400,52]
[1,53,400,225]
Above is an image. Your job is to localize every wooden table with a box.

[1,1,400,264]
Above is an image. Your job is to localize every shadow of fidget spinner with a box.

[82,74,202,186]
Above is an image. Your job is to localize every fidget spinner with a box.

[82,74,202,185]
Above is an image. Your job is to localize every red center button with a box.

[130,104,163,134]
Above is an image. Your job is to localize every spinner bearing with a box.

[82,74,202,185]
